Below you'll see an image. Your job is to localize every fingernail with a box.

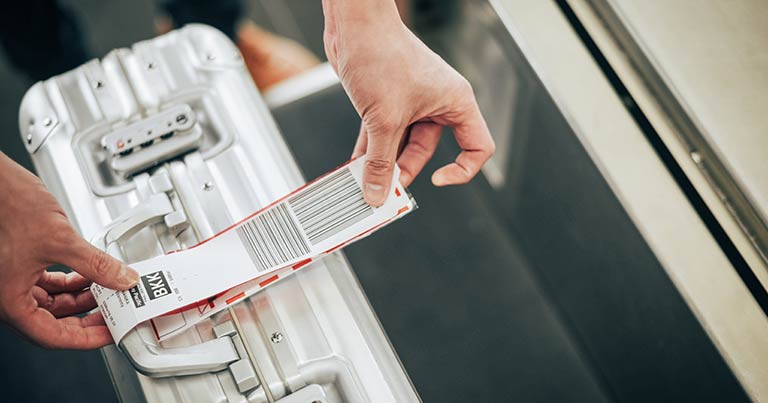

[364,183,387,206]
[118,264,140,288]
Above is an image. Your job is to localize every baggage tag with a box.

[92,156,417,343]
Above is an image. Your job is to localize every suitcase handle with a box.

[120,325,239,377]
[90,193,174,251]
[91,187,241,377]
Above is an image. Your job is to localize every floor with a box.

[0,1,610,402]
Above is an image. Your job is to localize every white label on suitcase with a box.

[92,156,416,343]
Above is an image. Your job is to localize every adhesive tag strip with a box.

[91,157,416,343]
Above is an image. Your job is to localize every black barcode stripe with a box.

[237,203,310,271]
[307,203,372,243]
[288,167,374,245]
[297,183,360,230]
[289,169,349,208]
[303,196,366,235]
[238,223,266,271]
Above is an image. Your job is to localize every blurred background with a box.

[1,0,766,402]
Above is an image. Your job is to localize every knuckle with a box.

[409,139,435,158]
[364,158,394,176]
[88,250,114,278]
[453,175,472,185]
[50,222,76,245]
[457,77,474,96]
[364,114,400,137]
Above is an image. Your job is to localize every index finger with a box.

[432,100,495,186]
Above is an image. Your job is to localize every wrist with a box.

[322,0,403,36]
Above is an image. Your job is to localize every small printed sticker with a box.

[141,271,172,301]
[129,286,145,308]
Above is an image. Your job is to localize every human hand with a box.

[322,0,494,206]
[0,153,139,349]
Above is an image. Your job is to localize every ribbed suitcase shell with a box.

[18,24,420,403]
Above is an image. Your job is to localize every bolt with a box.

[43,117,53,127]
[691,151,702,164]
[175,114,188,125]
[202,181,214,191]
[270,332,283,344]
[26,133,33,145]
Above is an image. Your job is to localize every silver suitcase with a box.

[18,24,420,403]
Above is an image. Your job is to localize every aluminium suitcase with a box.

[18,24,421,403]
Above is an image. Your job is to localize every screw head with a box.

[43,117,53,127]
[206,54,215,61]
[26,133,33,144]
[270,332,283,344]
[175,114,188,125]
[691,151,702,164]
[147,62,155,70]
[95,81,104,89]
[202,181,214,191]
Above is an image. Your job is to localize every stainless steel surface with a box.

[588,0,768,265]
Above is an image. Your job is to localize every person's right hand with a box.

[0,152,139,349]
[322,0,495,206]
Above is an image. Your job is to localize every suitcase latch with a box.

[101,104,202,178]
[214,320,261,393]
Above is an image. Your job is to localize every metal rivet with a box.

[175,114,188,125]
[147,62,155,70]
[43,117,52,127]
[203,182,214,191]
[96,81,104,89]
[691,151,702,164]
[270,332,283,344]
[26,133,33,145]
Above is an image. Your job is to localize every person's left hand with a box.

[0,153,139,349]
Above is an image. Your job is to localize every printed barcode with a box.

[236,203,310,271]
[288,167,373,245]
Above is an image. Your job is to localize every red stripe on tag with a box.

[395,188,401,197]
[397,206,409,215]
[225,292,246,305]
[259,274,279,288]
[292,258,312,270]
[324,241,347,254]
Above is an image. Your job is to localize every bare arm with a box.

[321,0,495,206]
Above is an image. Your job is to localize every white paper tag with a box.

[92,157,416,343]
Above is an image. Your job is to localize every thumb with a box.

[59,235,139,291]
[362,118,402,207]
